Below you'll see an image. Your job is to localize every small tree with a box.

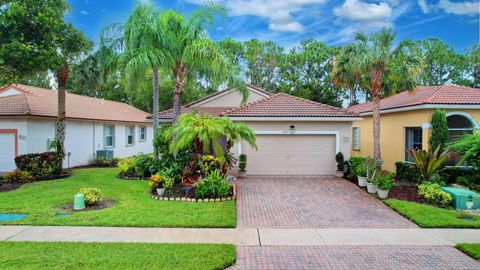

[238,154,247,171]
[335,152,344,171]
[429,109,448,153]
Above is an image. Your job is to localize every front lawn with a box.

[0,241,236,270]
[457,243,480,260]
[0,168,235,228]
[384,199,480,228]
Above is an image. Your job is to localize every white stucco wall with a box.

[0,120,28,155]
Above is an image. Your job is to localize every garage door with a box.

[242,134,336,175]
[0,133,16,172]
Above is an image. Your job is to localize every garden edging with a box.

[151,183,237,203]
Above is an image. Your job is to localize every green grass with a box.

[384,199,480,228]
[0,241,236,270]
[0,168,235,228]
[457,243,480,260]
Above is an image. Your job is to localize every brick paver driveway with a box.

[236,176,417,228]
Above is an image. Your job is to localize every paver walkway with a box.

[236,176,417,228]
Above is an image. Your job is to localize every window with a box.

[447,113,475,164]
[352,127,360,150]
[104,125,115,148]
[405,127,422,162]
[126,126,135,146]
[139,126,146,142]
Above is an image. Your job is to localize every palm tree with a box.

[332,28,421,168]
[55,24,91,173]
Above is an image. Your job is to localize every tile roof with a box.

[183,84,271,107]
[157,106,237,119]
[0,84,151,123]
[348,85,480,114]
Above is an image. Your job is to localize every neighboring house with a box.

[158,84,361,175]
[348,85,480,171]
[0,84,153,173]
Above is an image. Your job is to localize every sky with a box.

[66,0,479,52]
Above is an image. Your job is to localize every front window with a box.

[104,125,115,148]
[405,127,422,162]
[139,126,146,142]
[126,126,135,146]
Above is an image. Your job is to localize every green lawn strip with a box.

[0,241,236,270]
[457,243,480,260]
[384,199,480,228]
[0,168,235,228]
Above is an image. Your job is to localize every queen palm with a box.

[332,29,421,168]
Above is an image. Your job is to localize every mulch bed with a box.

[0,171,72,193]
[388,181,424,203]
[117,173,150,180]
[151,182,235,200]
[0,182,23,192]
[57,199,115,212]
[38,171,72,181]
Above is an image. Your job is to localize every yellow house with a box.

[348,85,480,172]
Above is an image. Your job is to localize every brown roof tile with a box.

[157,106,237,119]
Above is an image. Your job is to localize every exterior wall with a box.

[0,120,28,155]
[232,120,353,162]
[197,90,266,107]
[352,108,480,172]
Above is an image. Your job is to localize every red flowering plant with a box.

[148,172,173,191]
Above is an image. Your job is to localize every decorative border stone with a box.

[116,174,147,180]
[151,184,236,203]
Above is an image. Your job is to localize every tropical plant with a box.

[238,154,247,171]
[375,171,395,190]
[418,182,452,208]
[332,28,421,169]
[79,188,104,206]
[148,172,174,191]
[223,121,257,152]
[202,155,228,176]
[409,145,450,182]
[429,109,448,153]
[449,133,480,169]
[2,170,35,183]
[335,152,345,171]
[195,170,231,199]
[349,156,366,177]
[365,156,379,183]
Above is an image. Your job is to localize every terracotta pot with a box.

[238,170,246,178]
[358,176,367,187]
[377,189,390,199]
[366,182,377,193]
[335,171,344,178]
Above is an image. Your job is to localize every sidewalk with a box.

[1,226,479,246]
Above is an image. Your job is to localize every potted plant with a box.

[365,157,377,193]
[149,172,173,196]
[335,152,345,178]
[375,171,395,199]
[356,165,367,187]
[238,154,247,178]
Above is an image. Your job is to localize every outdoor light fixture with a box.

[290,125,295,130]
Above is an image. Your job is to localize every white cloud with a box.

[80,10,89,15]
[418,0,430,13]
[438,0,479,15]
[185,0,327,33]
[334,0,392,21]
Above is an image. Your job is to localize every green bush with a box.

[2,170,35,183]
[14,152,57,178]
[429,109,448,153]
[118,158,135,175]
[202,155,228,176]
[418,182,452,208]
[335,152,345,171]
[238,154,247,171]
[148,172,174,191]
[349,157,366,177]
[440,167,476,185]
[449,133,480,169]
[117,154,155,178]
[195,170,231,199]
[375,171,395,190]
[89,157,119,167]
[456,172,480,192]
[79,188,104,206]
[395,162,420,181]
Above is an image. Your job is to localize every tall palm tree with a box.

[55,24,91,172]
[332,29,421,168]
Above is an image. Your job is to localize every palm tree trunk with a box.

[55,62,69,173]
[172,62,185,124]
[152,66,159,161]
[371,68,382,170]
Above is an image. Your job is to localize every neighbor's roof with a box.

[348,85,480,114]
[157,106,237,119]
[0,84,151,123]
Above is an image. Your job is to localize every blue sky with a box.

[66,0,479,52]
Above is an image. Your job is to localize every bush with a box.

[457,172,480,192]
[429,109,448,153]
[440,167,476,185]
[89,157,119,167]
[195,170,231,199]
[2,170,35,183]
[15,152,57,178]
[395,162,420,181]
[349,157,366,177]
[202,155,228,176]
[449,133,480,169]
[375,171,395,190]
[238,154,247,171]
[79,188,104,206]
[148,172,174,191]
[409,146,450,183]
[335,152,344,171]
[117,154,154,178]
[418,182,452,208]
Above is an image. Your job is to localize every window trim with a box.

[352,127,360,151]
[126,126,135,146]
[139,126,147,142]
[104,125,115,149]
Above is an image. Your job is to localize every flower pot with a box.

[335,171,344,178]
[357,176,367,187]
[366,182,377,193]
[156,188,165,196]
[238,170,246,178]
[377,189,390,199]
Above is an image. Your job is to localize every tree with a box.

[243,39,283,92]
[429,109,448,153]
[332,29,421,168]
[463,44,480,88]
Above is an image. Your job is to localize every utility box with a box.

[96,150,114,159]
[441,187,480,210]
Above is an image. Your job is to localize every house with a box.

[158,84,361,175]
[0,84,154,173]
[348,85,480,171]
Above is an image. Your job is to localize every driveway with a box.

[236,176,417,228]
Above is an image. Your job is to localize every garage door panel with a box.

[242,134,336,175]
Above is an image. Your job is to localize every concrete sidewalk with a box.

[1,226,479,246]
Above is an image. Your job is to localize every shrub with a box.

[349,157,366,177]
[238,154,247,171]
[195,170,231,199]
[148,172,174,191]
[409,146,450,182]
[335,152,345,171]
[395,162,420,182]
[449,133,480,169]
[440,167,477,185]
[418,182,452,208]
[375,171,395,190]
[89,157,119,167]
[79,188,104,206]
[456,173,480,192]
[2,170,35,183]
[117,154,154,178]
[202,155,228,176]
[15,152,57,177]
[118,158,135,175]
[429,109,448,153]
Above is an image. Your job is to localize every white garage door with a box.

[242,134,336,175]
[0,133,16,172]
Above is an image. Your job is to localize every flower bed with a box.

[151,183,236,203]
